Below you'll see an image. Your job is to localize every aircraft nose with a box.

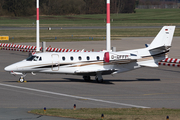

[4,65,16,71]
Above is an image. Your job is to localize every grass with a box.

[0,9,180,43]
[29,108,180,120]
[0,9,180,27]
[1,28,180,43]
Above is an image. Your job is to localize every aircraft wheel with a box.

[19,77,25,83]
[83,76,91,81]
[95,76,103,83]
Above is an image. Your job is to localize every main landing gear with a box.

[95,72,104,83]
[83,72,104,83]
[83,76,91,81]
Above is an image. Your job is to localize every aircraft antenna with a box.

[36,0,40,52]
[106,0,111,51]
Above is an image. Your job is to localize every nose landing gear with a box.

[18,74,27,83]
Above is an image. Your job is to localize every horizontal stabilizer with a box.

[140,62,158,67]
[138,60,158,67]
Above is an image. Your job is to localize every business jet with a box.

[4,26,175,83]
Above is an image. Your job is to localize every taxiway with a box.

[0,37,180,119]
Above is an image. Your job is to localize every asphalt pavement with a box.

[0,37,180,119]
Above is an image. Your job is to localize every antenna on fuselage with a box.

[36,0,40,52]
[106,0,111,51]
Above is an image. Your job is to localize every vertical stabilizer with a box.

[138,26,176,67]
[148,26,175,50]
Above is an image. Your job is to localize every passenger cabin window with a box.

[39,57,42,61]
[70,56,74,61]
[62,57,65,61]
[97,56,100,61]
[78,56,82,61]
[87,56,90,60]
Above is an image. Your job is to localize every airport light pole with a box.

[36,0,40,52]
[106,0,111,51]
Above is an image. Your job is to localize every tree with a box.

[84,0,136,14]
[135,0,139,8]
[0,0,137,16]
[2,0,35,16]
[111,0,136,14]
[0,0,4,15]
[83,0,106,14]
[40,0,86,15]
[121,0,136,13]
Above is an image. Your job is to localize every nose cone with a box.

[4,65,17,72]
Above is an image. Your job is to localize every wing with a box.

[75,69,117,76]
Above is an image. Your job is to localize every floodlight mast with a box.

[106,0,111,51]
[36,0,40,52]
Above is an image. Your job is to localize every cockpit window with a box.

[26,55,42,61]
[26,56,36,61]
[33,56,39,61]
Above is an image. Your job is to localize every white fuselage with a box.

[4,50,143,76]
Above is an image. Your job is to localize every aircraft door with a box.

[51,54,59,71]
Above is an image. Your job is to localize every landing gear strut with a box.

[95,72,103,83]
[83,76,91,81]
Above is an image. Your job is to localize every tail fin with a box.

[148,26,176,50]
[137,26,175,68]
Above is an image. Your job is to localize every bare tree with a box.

[0,0,137,16]
[2,0,35,16]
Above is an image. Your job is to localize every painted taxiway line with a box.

[0,83,150,108]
